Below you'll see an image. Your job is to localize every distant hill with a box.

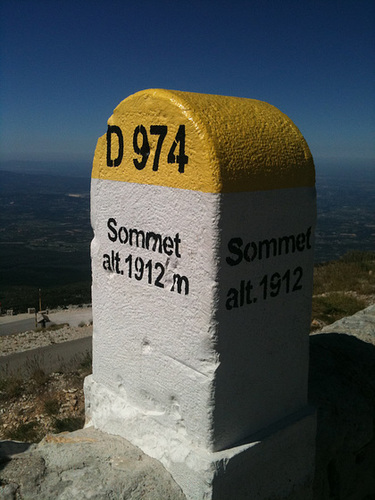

[0,170,92,312]
[314,160,374,262]
[0,170,90,195]
[0,160,91,178]
[0,161,374,313]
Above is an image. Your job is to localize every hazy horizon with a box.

[0,157,374,180]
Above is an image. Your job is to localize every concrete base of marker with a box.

[84,376,316,500]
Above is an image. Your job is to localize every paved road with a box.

[0,318,36,337]
[0,307,92,337]
[0,336,92,377]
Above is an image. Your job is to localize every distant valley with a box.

[314,161,375,262]
[0,160,374,312]
[0,168,92,312]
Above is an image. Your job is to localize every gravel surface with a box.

[0,307,93,356]
[0,325,92,356]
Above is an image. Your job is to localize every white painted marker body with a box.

[90,178,315,451]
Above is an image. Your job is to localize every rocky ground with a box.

[0,323,92,443]
[0,369,89,443]
[0,427,186,500]
[1,305,375,499]
[0,324,92,356]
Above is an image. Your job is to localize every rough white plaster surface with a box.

[85,376,316,500]
[90,180,221,451]
[87,179,316,498]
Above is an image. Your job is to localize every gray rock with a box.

[319,303,375,345]
[0,484,18,500]
[0,427,186,500]
[309,330,375,499]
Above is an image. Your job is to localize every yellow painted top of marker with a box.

[92,89,315,193]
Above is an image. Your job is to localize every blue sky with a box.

[0,0,374,169]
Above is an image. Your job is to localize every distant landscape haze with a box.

[0,158,374,313]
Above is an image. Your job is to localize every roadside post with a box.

[85,89,317,499]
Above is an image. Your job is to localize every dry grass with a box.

[0,359,91,443]
[312,251,375,327]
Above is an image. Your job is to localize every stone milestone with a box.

[85,89,316,499]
